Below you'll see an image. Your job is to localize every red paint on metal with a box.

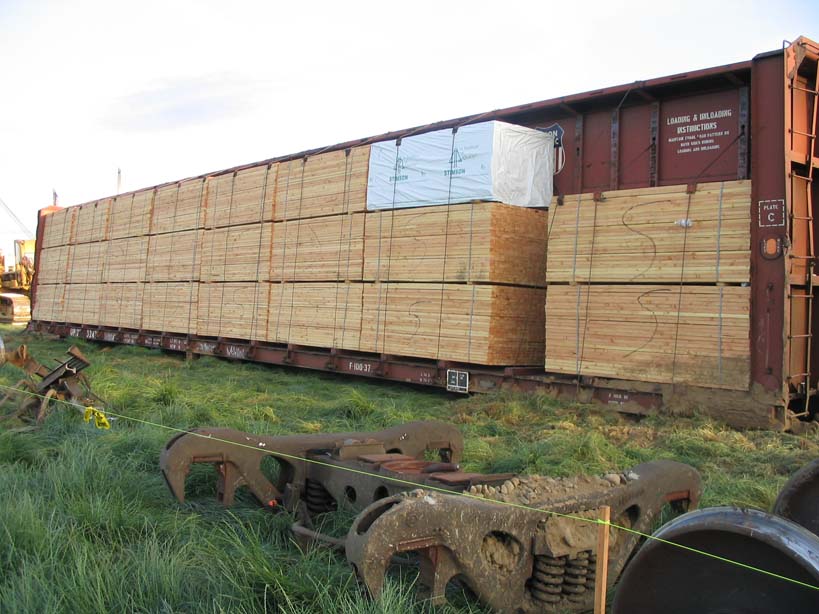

[750,51,787,396]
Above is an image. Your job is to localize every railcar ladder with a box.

[788,39,819,416]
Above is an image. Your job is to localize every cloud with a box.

[101,73,258,132]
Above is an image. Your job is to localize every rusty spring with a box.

[305,479,337,515]
[528,551,596,605]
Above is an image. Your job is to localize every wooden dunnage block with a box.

[270,214,364,281]
[363,203,547,286]
[66,242,106,284]
[63,283,102,325]
[207,164,277,228]
[197,282,269,339]
[41,207,77,248]
[74,199,111,244]
[266,282,363,350]
[142,282,199,334]
[32,284,65,322]
[37,245,72,284]
[105,237,148,283]
[146,230,203,282]
[151,179,207,235]
[110,190,153,239]
[545,284,750,390]
[546,181,751,283]
[274,147,369,221]
[360,283,545,365]
[200,223,273,282]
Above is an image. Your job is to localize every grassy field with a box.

[1,322,817,613]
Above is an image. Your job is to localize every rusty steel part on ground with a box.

[346,460,701,613]
[160,421,474,511]
[161,423,705,612]
[773,459,819,539]
[612,507,819,613]
[0,342,96,423]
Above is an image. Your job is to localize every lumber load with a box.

[197,282,270,339]
[360,283,545,365]
[110,190,153,239]
[265,282,364,350]
[66,243,106,284]
[274,147,369,220]
[142,282,199,334]
[151,179,207,235]
[207,165,278,228]
[200,223,273,282]
[545,284,750,390]
[271,214,365,281]
[105,237,148,283]
[63,283,101,325]
[37,246,72,284]
[41,207,76,248]
[363,203,547,286]
[74,198,111,244]
[32,284,64,322]
[99,283,144,329]
[546,181,751,283]
[146,230,203,282]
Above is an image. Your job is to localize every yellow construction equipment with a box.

[0,239,35,324]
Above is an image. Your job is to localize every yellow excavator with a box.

[0,239,35,325]
[1,197,36,325]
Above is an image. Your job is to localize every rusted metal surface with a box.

[160,421,468,510]
[161,423,701,612]
[345,460,701,612]
[773,458,819,538]
[612,507,819,613]
[0,342,95,422]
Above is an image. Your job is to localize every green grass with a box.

[1,323,817,613]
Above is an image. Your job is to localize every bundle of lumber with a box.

[360,283,545,365]
[363,203,547,286]
[544,180,751,389]
[547,181,751,283]
[34,141,550,367]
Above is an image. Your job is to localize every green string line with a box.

[1,380,818,593]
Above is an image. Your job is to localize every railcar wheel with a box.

[612,507,819,614]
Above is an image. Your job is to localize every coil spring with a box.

[528,550,596,606]
[305,479,337,514]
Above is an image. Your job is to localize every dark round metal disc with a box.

[612,507,819,614]
[774,459,819,537]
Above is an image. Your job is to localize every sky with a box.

[0,0,816,261]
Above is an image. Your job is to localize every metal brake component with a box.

[612,507,819,614]
[773,458,819,538]
[159,421,465,510]
[0,344,96,423]
[345,460,701,613]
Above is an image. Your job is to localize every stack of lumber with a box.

[34,142,548,366]
[363,203,547,285]
[544,180,751,389]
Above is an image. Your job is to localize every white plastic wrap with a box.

[366,121,554,210]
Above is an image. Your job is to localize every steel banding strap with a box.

[187,179,205,338]
[435,128,458,361]
[285,159,308,345]
[274,162,293,341]
[576,195,598,389]
[138,189,158,331]
[336,150,355,351]
[216,174,237,339]
[670,190,695,386]
[373,142,402,356]
[250,164,273,343]
[716,182,724,382]
[466,199,477,363]
[159,184,181,334]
